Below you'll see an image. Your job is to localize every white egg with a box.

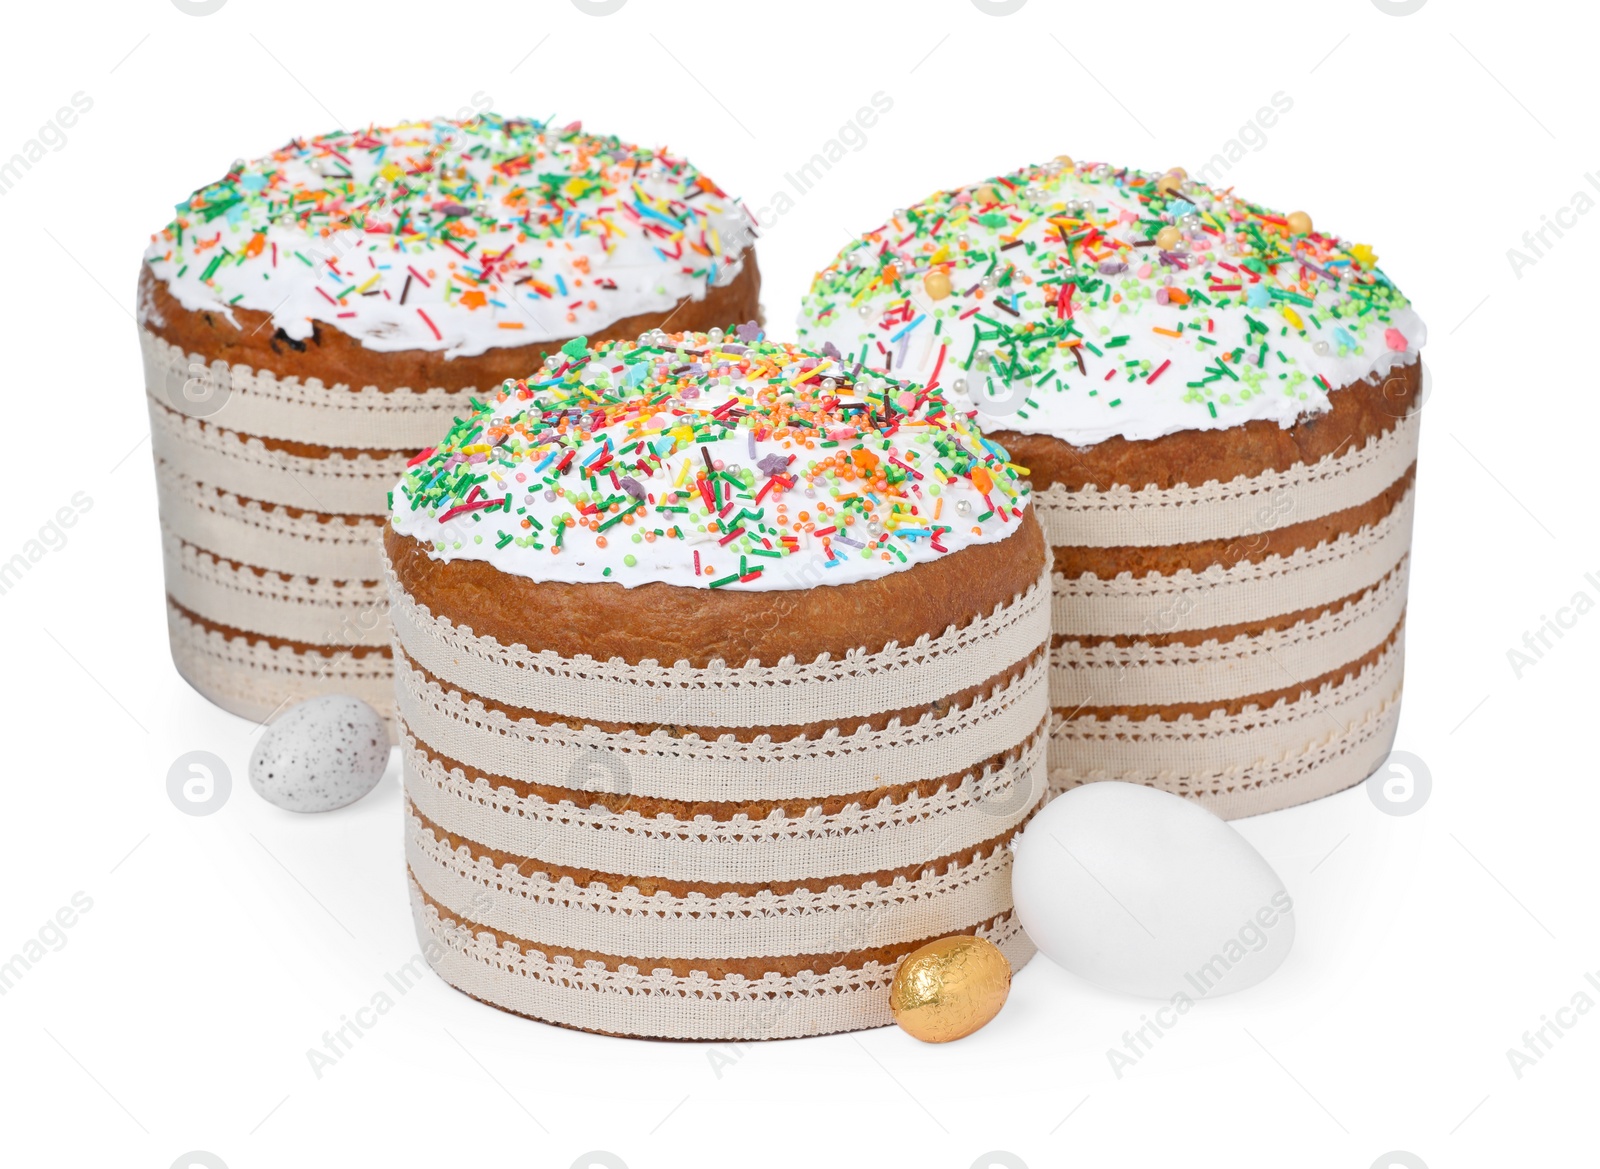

[1012,782,1294,999]
[249,696,391,813]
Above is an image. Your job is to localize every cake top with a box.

[142,114,750,359]
[389,327,1032,591]
[797,157,1426,447]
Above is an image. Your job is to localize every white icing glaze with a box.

[143,115,750,359]
[389,330,1032,590]
[797,158,1426,446]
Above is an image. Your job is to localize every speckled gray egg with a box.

[249,696,390,813]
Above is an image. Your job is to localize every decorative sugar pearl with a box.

[249,696,390,813]
[890,935,1011,1043]
[1155,225,1182,250]
[1287,210,1313,235]
[1156,173,1182,196]
[923,271,952,300]
[1054,153,1075,169]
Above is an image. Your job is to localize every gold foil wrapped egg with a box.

[889,935,1011,1043]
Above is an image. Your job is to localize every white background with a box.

[0,1,1591,1166]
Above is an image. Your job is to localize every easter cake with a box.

[384,330,1050,1039]
[797,158,1424,817]
[139,114,759,723]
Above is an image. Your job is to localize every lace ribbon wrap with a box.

[142,328,474,721]
[1036,375,1423,818]
[385,554,1053,1039]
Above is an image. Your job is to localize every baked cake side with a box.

[798,158,1424,816]
[138,114,758,721]
[384,334,1050,1038]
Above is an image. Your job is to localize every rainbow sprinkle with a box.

[145,113,749,355]
[798,158,1418,438]
[392,328,1031,589]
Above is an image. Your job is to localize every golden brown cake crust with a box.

[169,598,390,659]
[992,360,1421,493]
[410,799,1015,899]
[404,733,1034,824]
[411,879,1013,980]
[138,251,761,394]
[1051,465,1415,580]
[1063,621,1402,722]
[1051,566,1404,651]
[384,508,1047,667]
[399,644,1038,742]
[154,401,414,462]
